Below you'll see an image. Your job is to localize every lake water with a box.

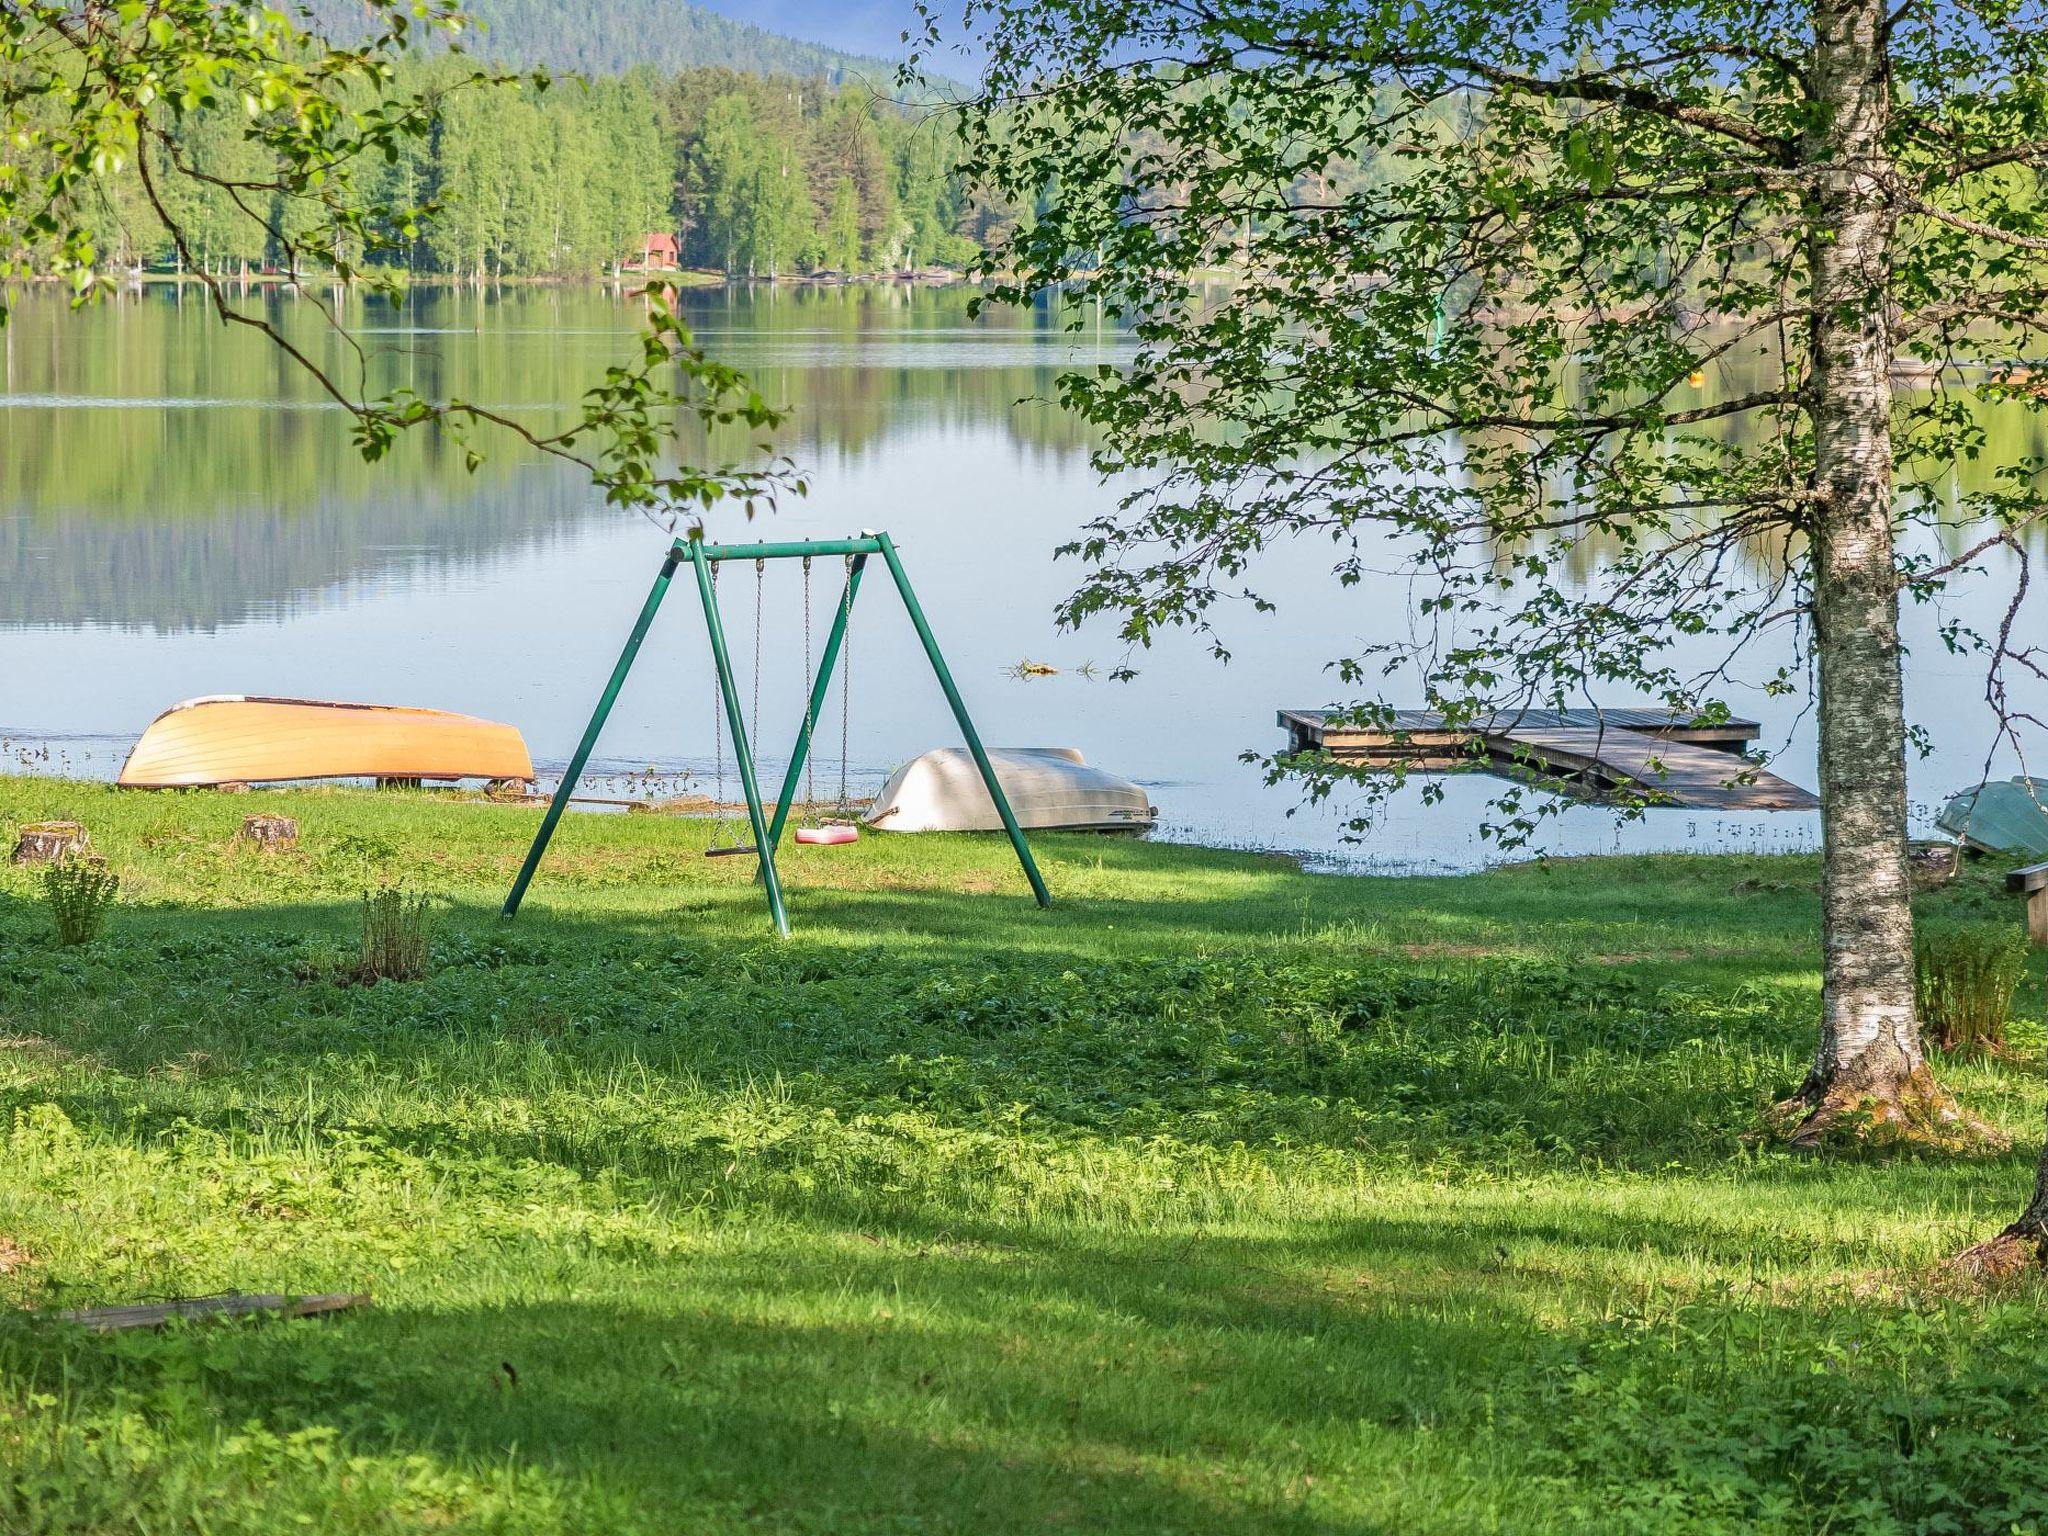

[1,283,2038,870]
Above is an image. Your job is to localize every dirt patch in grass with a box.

[865,872,1012,896]
[1733,875,1820,895]
[1397,941,1506,960]
[0,1034,85,1068]
[531,849,689,882]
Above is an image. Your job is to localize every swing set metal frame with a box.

[501,530,1053,936]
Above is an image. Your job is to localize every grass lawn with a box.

[2,777,2047,1533]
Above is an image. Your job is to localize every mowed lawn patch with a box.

[1,778,2046,1533]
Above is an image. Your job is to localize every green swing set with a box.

[501,531,1052,936]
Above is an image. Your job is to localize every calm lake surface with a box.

[1,283,2037,869]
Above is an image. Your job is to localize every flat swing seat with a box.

[794,823,859,846]
[704,843,758,858]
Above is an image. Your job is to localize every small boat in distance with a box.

[118,696,535,789]
[1937,777,2048,858]
[866,747,1157,834]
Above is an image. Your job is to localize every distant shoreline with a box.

[6,268,974,293]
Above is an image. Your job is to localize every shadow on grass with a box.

[1,846,2041,1530]
[0,919,1782,1174]
[2,871,2028,1190]
[0,1220,1543,1533]
[7,1201,2046,1534]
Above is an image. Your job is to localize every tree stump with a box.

[237,813,299,852]
[11,821,89,865]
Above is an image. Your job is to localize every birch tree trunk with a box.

[1778,0,1973,1142]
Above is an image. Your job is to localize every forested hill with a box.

[306,0,906,84]
[17,4,993,281]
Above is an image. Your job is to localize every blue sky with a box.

[696,0,991,81]
[699,0,925,59]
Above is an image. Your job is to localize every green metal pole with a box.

[504,546,679,918]
[873,532,1052,908]
[691,536,884,563]
[688,545,791,937]
[764,554,867,853]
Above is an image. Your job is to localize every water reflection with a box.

[0,284,1112,630]
[1,282,2041,866]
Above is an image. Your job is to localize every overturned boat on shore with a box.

[866,747,1157,834]
[117,696,534,789]
[1937,777,2048,858]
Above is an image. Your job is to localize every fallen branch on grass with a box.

[50,1292,370,1332]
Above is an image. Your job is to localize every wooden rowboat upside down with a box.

[117,696,535,790]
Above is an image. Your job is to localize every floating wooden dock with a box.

[1277,708,1819,812]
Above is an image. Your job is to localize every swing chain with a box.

[709,560,725,816]
[801,556,818,822]
[750,558,764,754]
[708,550,853,850]
[836,554,853,817]
[706,559,767,857]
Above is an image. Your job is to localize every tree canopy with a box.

[939,0,2048,1149]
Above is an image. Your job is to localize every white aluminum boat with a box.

[866,747,1157,834]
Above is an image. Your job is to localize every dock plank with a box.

[1490,727,1818,811]
[1275,709,1816,812]
[1279,706,1762,750]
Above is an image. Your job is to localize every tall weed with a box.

[358,886,434,982]
[40,858,118,946]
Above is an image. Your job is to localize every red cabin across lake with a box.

[629,231,680,271]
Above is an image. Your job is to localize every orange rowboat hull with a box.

[117,696,535,789]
